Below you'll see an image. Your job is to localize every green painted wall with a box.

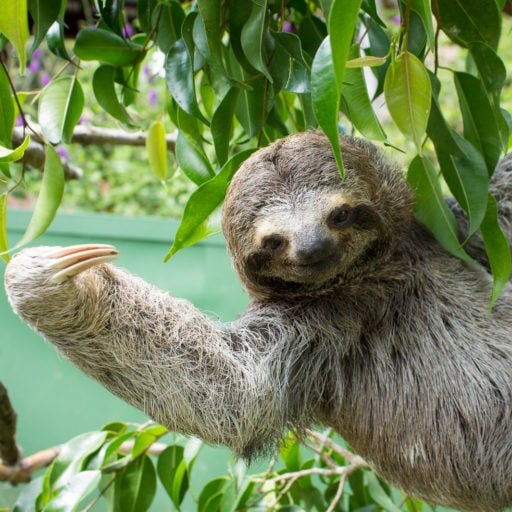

[0,209,254,509]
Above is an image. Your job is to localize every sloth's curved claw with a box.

[46,244,119,283]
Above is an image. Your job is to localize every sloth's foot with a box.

[45,244,119,283]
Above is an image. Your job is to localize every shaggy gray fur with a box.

[5,132,512,511]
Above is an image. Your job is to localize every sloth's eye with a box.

[261,234,286,252]
[327,205,353,228]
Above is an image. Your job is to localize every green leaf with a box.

[469,42,506,104]
[50,431,107,489]
[0,0,29,73]
[197,0,224,67]
[433,0,501,49]
[146,120,168,181]
[46,19,71,62]
[240,0,273,83]
[175,131,214,185]
[74,28,144,66]
[38,76,84,144]
[165,39,209,125]
[454,71,504,172]
[0,135,30,163]
[197,477,229,512]
[211,88,240,165]
[366,472,402,512]
[157,445,189,508]
[410,0,435,50]
[384,51,431,153]
[481,194,512,308]
[407,155,471,263]
[311,37,343,176]
[43,471,101,512]
[92,65,135,126]
[112,456,156,512]
[341,45,386,141]
[0,64,14,147]
[15,144,64,248]
[13,476,43,512]
[298,14,326,58]
[165,149,255,261]
[153,1,185,54]
[27,0,61,50]
[0,194,9,263]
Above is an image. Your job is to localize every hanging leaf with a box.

[0,194,9,263]
[481,194,512,308]
[175,132,214,185]
[311,37,343,176]
[157,445,189,508]
[211,87,240,165]
[112,456,157,512]
[38,76,84,144]
[410,0,435,50]
[240,0,273,83]
[0,0,29,73]
[469,43,506,104]
[146,120,168,181]
[153,1,185,54]
[0,64,14,147]
[0,135,30,163]
[341,46,386,141]
[15,145,64,248]
[46,19,72,62]
[384,51,431,153]
[365,472,402,512]
[74,28,145,66]
[164,149,255,261]
[197,0,224,67]
[27,0,62,50]
[408,155,471,262]
[92,65,136,126]
[433,0,501,50]
[165,39,209,125]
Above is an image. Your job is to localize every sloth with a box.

[4,132,512,512]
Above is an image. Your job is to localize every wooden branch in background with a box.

[11,125,177,180]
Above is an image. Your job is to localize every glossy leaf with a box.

[175,132,214,185]
[272,32,310,94]
[165,149,255,260]
[157,445,189,508]
[433,0,501,49]
[311,37,343,176]
[98,0,123,35]
[197,0,224,66]
[153,1,185,54]
[0,194,9,262]
[146,120,168,181]
[384,51,431,153]
[92,65,135,126]
[74,28,144,66]
[43,471,101,512]
[241,0,273,83]
[16,144,65,248]
[469,43,506,103]
[454,72,503,173]
[38,76,84,144]
[481,194,512,308]
[28,0,61,50]
[0,0,29,73]
[0,64,14,147]
[112,456,156,512]
[165,39,209,125]
[408,155,471,262]
[366,472,402,512]
[0,135,30,163]
[346,55,387,68]
[197,477,229,512]
[211,87,240,165]
[410,0,434,50]
[46,19,71,62]
[341,46,386,141]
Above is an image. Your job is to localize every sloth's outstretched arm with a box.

[4,245,301,457]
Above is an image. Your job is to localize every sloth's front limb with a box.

[4,245,292,457]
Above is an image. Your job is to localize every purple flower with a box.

[28,59,41,73]
[40,73,51,86]
[148,89,158,107]
[32,48,43,60]
[56,146,69,161]
[15,114,23,127]
[282,21,295,33]
[123,23,134,37]
[143,65,152,81]
[392,15,401,25]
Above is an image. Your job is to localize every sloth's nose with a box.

[295,235,335,265]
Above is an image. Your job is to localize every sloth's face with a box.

[244,187,383,288]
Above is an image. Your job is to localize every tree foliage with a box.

[0,0,511,509]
